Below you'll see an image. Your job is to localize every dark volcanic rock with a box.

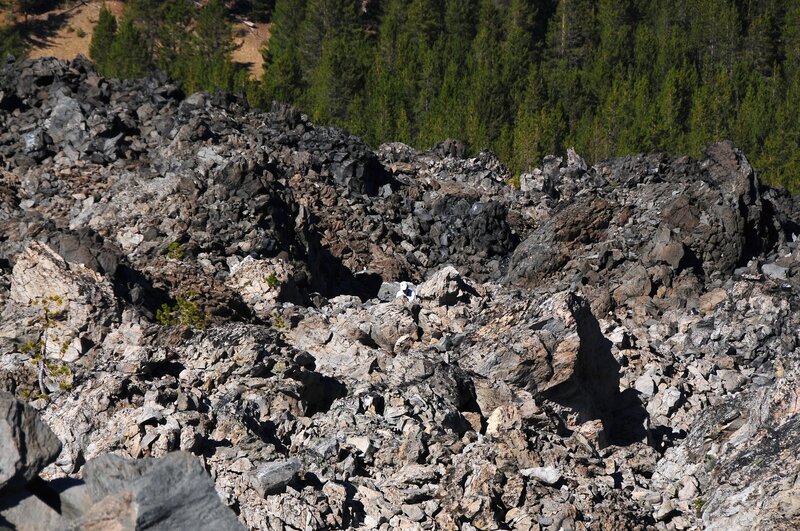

[0,392,61,491]
[82,452,244,530]
[508,142,777,300]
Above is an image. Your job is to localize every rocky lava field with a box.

[0,56,799,530]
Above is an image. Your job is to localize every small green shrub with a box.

[156,291,207,329]
[21,295,74,397]
[265,273,280,289]
[271,311,286,330]
[76,28,87,38]
[692,498,706,515]
[166,241,185,260]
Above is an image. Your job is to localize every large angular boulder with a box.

[8,241,118,359]
[79,452,243,530]
[0,392,62,491]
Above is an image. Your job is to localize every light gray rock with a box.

[0,487,69,531]
[520,466,562,486]
[635,374,657,397]
[416,266,476,306]
[762,262,788,280]
[250,458,301,497]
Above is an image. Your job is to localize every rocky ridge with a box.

[0,55,799,530]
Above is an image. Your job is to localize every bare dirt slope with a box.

[17,0,268,78]
[231,19,270,78]
[25,1,125,62]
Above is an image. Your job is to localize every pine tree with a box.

[250,0,275,22]
[121,0,163,64]
[465,0,505,154]
[736,0,783,76]
[107,17,150,79]
[654,65,696,151]
[304,1,370,125]
[185,0,237,93]
[262,0,306,102]
[592,0,633,85]
[782,2,800,78]
[0,16,26,59]
[89,4,117,74]
[502,0,539,106]
[548,0,597,68]
[156,1,195,81]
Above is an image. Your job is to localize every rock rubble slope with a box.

[1,56,799,530]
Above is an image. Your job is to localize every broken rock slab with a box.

[250,458,301,497]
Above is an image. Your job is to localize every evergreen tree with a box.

[512,66,565,171]
[742,1,783,76]
[304,0,370,124]
[548,0,597,68]
[782,2,800,78]
[653,65,696,151]
[465,0,506,154]
[502,0,539,106]
[249,0,275,22]
[184,0,237,93]
[156,1,195,81]
[122,0,163,65]
[89,4,117,74]
[262,0,306,102]
[0,16,26,60]
[107,17,150,78]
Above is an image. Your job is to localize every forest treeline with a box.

[263,0,800,192]
[2,0,800,192]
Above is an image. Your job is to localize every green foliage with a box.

[183,0,237,93]
[692,498,706,515]
[261,0,305,102]
[89,4,117,73]
[0,19,26,60]
[106,17,150,78]
[270,311,286,330]
[239,0,275,23]
[21,294,75,398]
[155,0,194,81]
[265,273,279,289]
[88,0,246,93]
[166,241,185,260]
[156,291,207,329]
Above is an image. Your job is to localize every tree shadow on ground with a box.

[18,11,69,49]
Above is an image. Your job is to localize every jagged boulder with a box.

[79,452,244,530]
[0,394,242,531]
[0,392,61,490]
